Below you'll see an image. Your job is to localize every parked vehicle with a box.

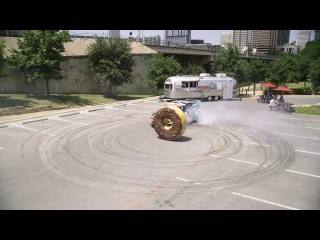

[162,73,240,101]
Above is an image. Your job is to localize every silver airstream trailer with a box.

[163,73,240,101]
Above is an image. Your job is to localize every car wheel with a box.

[207,96,212,101]
[214,96,219,101]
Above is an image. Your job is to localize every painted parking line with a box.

[210,154,320,179]
[82,112,131,119]
[272,133,320,141]
[175,177,192,182]
[175,175,299,210]
[276,116,320,123]
[106,107,151,113]
[232,140,320,152]
[11,123,56,136]
[225,157,269,167]
[295,150,320,155]
[231,192,299,210]
[0,146,4,150]
[231,140,275,148]
[195,182,203,185]
[50,117,89,126]
[268,122,320,130]
[285,170,320,178]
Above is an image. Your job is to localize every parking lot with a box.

[0,96,320,209]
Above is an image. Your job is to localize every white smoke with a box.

[197,100,275,127]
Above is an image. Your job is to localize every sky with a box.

[70,30,315,45]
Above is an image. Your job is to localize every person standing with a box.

[269,97,277,111]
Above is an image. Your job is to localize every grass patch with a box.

[239,93,254,98]
[287,82,312,89]
[107,94,154,101]
[0,93,156,109]
[294,105,320,115]
[0,94,37,108]
[243,82,313,92]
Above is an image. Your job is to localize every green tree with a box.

[268,55,299,86]
[144,53,182,91]
[248,59,268,95]
[0,40,6,77]
[308,58,320,89]
[7,30,72,97]
[296,39,320,90]
[234,60,249,92]
[211,43,241,76]
[87,36,134,96]
[296,55,311,83]
[298,39,320,61]
[267,48,281,56]
[183,63,205,75]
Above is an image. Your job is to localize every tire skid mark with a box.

[13,114,296,195]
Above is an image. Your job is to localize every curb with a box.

[0,96,161,124]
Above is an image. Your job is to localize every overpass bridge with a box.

[144,44,216,72]
[241,54,278,61]
[144,44,277,72]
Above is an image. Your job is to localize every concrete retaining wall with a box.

[0,55,157,95]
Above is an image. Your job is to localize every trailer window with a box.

[182,81,188,88]
[189,81,198,88]
[182,81,198,88]
[164,83,172,90]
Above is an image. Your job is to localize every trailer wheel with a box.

[207,96,212,101]
[214,96,219,101]
[152,106,187,140]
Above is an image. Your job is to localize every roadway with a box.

[0,96,320,209]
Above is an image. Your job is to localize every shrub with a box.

[292,87,312,95]
[314,86,320,95]
[157,88,164,96]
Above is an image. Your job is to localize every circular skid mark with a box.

[20,117,295,193]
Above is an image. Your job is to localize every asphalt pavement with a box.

[1,94,320,210]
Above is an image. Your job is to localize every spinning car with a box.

[150,100,201,128]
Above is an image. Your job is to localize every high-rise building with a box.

[142,35,161,45]
[232,30,287,52]
[0,30,22,37]
[279,30,290,45]
[247,30,258,48]
[165,30,191,46]
[233,30,248,48]
[232,30,258,48]
[108,30,120,38]
[256,30,280,54]
[232,30,258,54]
[220,31,233,47]
[296,30,311,49]
[314,30,320,40]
